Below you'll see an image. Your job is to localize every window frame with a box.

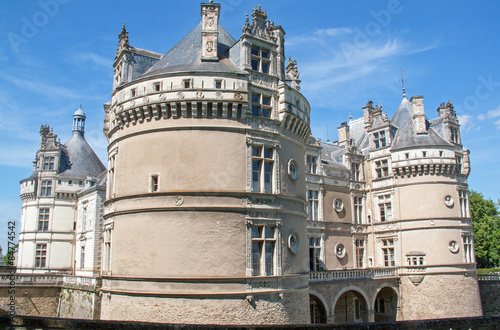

[250,45,271,74]
[40,180,52,197]
[375,159,389,179]
[38,208,50,231]
[381,238,395,267]
[35,243,47,268]
[378,194,392,222]
[373,130,387,149]
[458,190,468,218]
[251,145,274,194]
[463,234,473,263]
[251,224,277,276]
[353,196,363,224]
[308,236,322,271]
[307,190,319,221]
[43,156,55,171]
[306,155,318,174]
[355,238,365,268]
[251,92,272,118]
[351,162,360,181]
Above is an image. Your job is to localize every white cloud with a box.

[495,119,500,130]
[314,28,353,37]
[478,113,486,120]
[487,105,500,118]
[457,114,474,132]
[0,72,82,99]
[66,52,113,69]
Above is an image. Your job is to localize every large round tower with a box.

[101,3,311,324]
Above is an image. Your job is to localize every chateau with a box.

[4,2,483,325]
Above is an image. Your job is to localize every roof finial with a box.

[326,125,329,142]
[400,68,406,98]
[79,103,82,109]
[349,112,352,121]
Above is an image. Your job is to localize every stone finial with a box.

[242,14,251,34]
[286,57,301,91]
[115,23,130,60]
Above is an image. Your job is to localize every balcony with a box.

[309,267,399,283]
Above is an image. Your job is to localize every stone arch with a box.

[373,285,398,322]
[331,286,370,324]
[309,291,328,324]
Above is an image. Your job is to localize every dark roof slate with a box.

[58,132,106,179]
[390,97,452,150]
[142,22,245,77]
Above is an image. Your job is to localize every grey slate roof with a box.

[58,132,106,179]
[348,117,369,150]
[390,97,452,150]
[143,22,245,77]
[320,143,349,171]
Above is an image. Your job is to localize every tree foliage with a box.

[470,190,500,268]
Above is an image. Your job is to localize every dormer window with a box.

[373,130,387,148]
[450,127,459,144]
[43,156,55,171]
[251,46,270,74]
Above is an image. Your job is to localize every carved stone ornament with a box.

[335,243,346,258]
[287,159,299,181]
[130,100,135,107]
[444,195,454,207]
[143,96,149,104]
[333,198,344,212]
[234,92,243,100]
[241,198,252,207]
[118,105,124,112]
[288,231,300,254]
[159,93,166,101]
[449,240,459,253]
[206,41,214,52]
[207,18,215,27]
[176,92,185,99]
[409,275,425,286]
[215,91,223,99]
[196,91,204,99]
[173,196,184,206]
[104,203,116,214]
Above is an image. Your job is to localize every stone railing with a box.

[309,267,399,282]
[0,274,63,287]
[478,274,500,281]
[62,275,100,289]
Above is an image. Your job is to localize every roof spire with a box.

[73,104,87,136]
[400,68,406,98]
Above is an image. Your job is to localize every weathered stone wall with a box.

[478,279,500,316]
[0,286,59,317]
[58,288,100,320]
[100,290,310,325]
[400,273,483,320]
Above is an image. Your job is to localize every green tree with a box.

[470,190,500,268]
[3,244,17,267]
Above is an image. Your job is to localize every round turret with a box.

[73,104,86,134]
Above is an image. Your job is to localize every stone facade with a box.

[6,1,485,325]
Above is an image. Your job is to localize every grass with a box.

[477,268,500,275]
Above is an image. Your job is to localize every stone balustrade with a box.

[309,267,399,282]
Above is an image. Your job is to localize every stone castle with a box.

[3,2,483,324]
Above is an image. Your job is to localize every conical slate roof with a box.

[390,97,451,150]
[142,22,245,77]
[58,132,106,179]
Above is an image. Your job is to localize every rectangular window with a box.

[375,159,389,178]
[103,228,112,273]
[451,127,459,144]
[82,206,87,231]
[43,156,55,170]
[373,130,387,149]
[354,196,363,224]
[150,175,159,192]
[80,246,85,269]
[307,190,319,221]
[306,155,317,174]
[35,243,47,268]
[154,82,161,92]
[308,236,322,271]
[251,92,272,118]
[379,194,392,222]
[459,190,468,218]
[40,180,52,197]
[131,88,136,97]
[108,154,116,198]
[251,46,271,74]
[356,239,364,268]
[215,80,222,89]
[463,235,473,263]
[251,225,276,276]
[456,156,462,174]
[183,79,191,89]
[381,238,395,267]
[252,146,274,194]
[351,163,360,181]
[38,208,50,231]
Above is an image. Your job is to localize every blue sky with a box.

[1,0,500,251]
